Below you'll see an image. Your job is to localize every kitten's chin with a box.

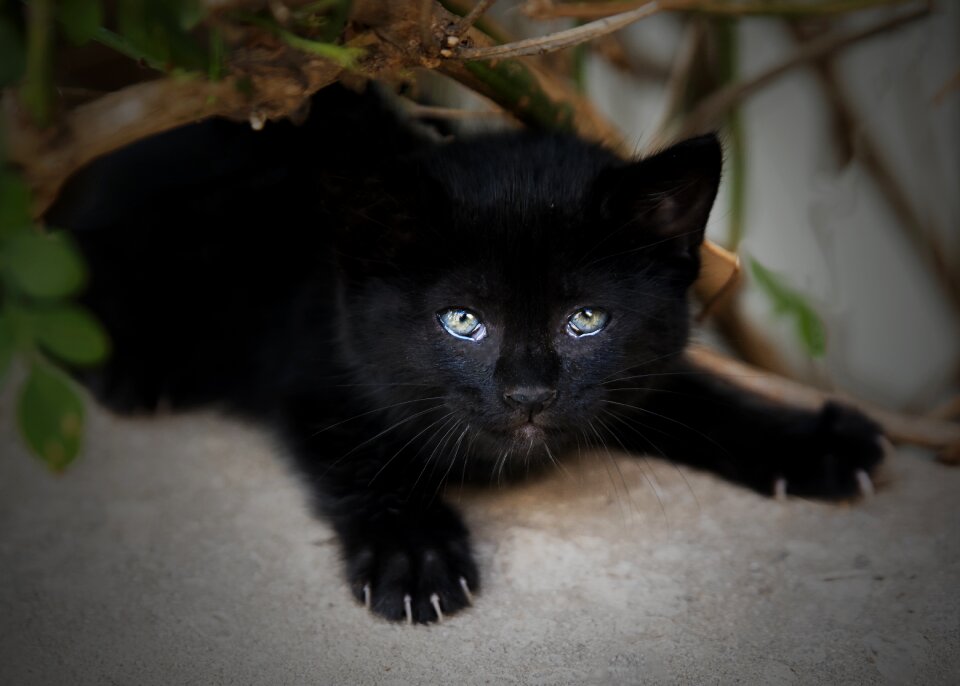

[473,419,568,460]
[516,423,546,441]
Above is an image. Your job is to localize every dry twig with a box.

[590,34,671,82]
[524,0,917,20]
[660,4,930,145]
[453,0,500,38]
[688,346,960,455]
[403,102,511,120]
[454,0,677,60]
[788,21,960,315]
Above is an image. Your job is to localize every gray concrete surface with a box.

[1,396,958,685]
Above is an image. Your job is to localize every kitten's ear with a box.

[593,134,722,264]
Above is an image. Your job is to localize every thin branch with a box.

[787,21,960,315]
[647,19,708,153]
[403,102,511,120]
[929,396,960,422]
[6,43,355,217]
[457,0,922,62]
[661,3,930,145]
[453,0,499,38]
[931,69,960,106]
[524,0,916,21]
[454,0,676,61]
[590,33,671,82]
[687,345,960,454]
[419,0,436,52]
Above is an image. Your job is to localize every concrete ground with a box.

[1,396,958,685]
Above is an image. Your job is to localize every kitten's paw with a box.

[341,507,479,624]
[772,401,885,500]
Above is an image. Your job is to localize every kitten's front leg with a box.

[327,483,478,623]
[616,358,885,499]
[283,414,478,623]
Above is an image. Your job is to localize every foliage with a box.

[750,257,826,358]
[1,0,357,470]
[0,168,107,471]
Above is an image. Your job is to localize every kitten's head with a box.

[335,133,721,471]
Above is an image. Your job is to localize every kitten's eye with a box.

[567,307,610,337]
[437,308,487,341]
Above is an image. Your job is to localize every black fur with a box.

[52,83,884,624]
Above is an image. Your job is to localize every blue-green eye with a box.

[438,308,486,341]
[567,307,609,337]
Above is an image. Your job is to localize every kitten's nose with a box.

[502,386,557,415]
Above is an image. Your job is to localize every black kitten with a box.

[52,83,884,624]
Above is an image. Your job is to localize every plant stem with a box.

[526,0,918,20]
[22,0,55,127]
[94,27,167,71]
[454,0,499,37]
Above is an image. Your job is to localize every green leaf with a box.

[3,229,86,298]
[278,33,363,66]
[796,306,826,357]
[31,304,109,366]
[17,360,86,471]
[178,0,206,30]
[750,257,827,357]
[0,171,33,236]
[0,312,14,383]
[59,0,103,45]
[0,17,26,87]
[233,12,362,68]
[115,0,209,73]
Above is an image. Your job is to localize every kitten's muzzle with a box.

[502,386,558,417]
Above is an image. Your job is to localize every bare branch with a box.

[454,0,677,61]
[659,3,930,146]
[419,0,436,51]
[688,346,960,454]
[456,0,923,62]
[454,0,499,38]
[788,21,960,315]
[5,57,346,218]
[590,33,671,82]
[524,0,918,21]
[932,69,960,106]
[403,102,512,120]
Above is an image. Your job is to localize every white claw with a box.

[363,584,371,610]
[430,593,444,622]
[774,477,788,501]
[855,469,875,497]
[459,576,474,605]
[404,594,413,625]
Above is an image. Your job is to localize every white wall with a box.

[547,4,959,410]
